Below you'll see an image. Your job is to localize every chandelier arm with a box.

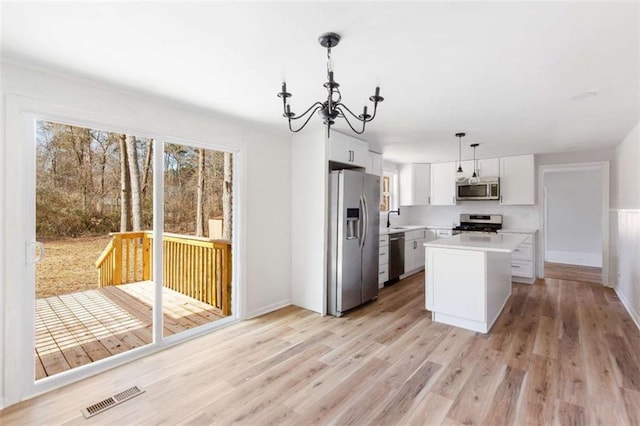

[365,102,379,122]
[287,102,325,121]
[335,106,366,134]
[334,103,366,123]
[288,106,322,132]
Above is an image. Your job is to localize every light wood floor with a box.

[35,282,225,380]
[545,261,602,284]
[4,271,640,424]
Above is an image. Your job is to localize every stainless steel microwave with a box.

[456,178,500,201]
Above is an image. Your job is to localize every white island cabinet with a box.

[424,233,527,333]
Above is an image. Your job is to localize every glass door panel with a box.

[34,121,154,380]
[162,143,233,337]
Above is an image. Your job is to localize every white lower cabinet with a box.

[498,230,537,284]
[378,234,389,287]
[404,229,427,274]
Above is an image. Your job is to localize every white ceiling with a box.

[2,1,639,163]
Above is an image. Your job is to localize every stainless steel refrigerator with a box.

[328,169,380,317]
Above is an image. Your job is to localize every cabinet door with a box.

[404,240,415,272]
[430,162,457,205]
[477,158,500,178]
[500,154,535,205]
[328,134,350,164]
[400,163,430,206]
[328,133,369,166]
[413,164,430,205]
[367,151,383,176]
[349,139,369,168]
[417,236,426,269]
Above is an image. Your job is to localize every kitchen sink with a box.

[388,226,409,230]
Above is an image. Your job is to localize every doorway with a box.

[2,102,238,408]
[540,162,610,284]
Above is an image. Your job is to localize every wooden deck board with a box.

[34,282,226,380]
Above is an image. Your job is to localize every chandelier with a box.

[277,32,384,137]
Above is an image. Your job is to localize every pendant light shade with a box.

[455,132,466,183]
[469,143,480,184]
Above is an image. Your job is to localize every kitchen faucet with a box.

[386,208,400,228]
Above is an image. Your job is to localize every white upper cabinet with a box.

[499,154,535,205]
[328,132,368,168]
[477,158,500,178]
[460,158,499,179]
[430,162,457,205]
[366,151,383,176]
[399,163,430,206]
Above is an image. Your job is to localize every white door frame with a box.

[538,161,610,285]
[2,94,243,407]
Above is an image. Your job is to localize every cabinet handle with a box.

[414,241,417,249]
[512,265,521,268]
[428,196,430,204]
[380,251,386,256]
[500,195,503,203]
[452,196,455,204]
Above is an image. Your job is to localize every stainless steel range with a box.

[452,214,502,235]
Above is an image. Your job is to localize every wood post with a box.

[113,234,123,285]
[142,233,151,281]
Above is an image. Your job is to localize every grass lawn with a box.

[36,235,111,298]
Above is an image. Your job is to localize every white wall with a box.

[545,169,603,266]
[0,61,292,407]
[611,123,640,329]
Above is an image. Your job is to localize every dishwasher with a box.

[388,232,405,282]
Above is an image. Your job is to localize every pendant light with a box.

[469,143,480,184]
[455,132,466,183]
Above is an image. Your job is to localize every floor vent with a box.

[81,386,145,419]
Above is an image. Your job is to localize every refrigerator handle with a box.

[361,194,368,249]
[360,196,367,249]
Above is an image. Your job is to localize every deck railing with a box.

[95,231,232,315]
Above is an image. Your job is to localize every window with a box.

[381,172,396,212]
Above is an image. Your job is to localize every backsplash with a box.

[394,202,540,230]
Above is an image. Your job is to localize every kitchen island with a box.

[424,233,527,333]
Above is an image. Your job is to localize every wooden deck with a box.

[35,282,226,380]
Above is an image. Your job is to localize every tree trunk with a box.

[222,152,233,240]
[119,135,131,232]
[195,148,206,237]
[126,135,143,231]
[141,141,153,198]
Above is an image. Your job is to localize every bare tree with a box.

[222,152,233,240]
[195,148,206,237]
[119,135,131,232]
[141,141,153,198]
[126,135,142,231]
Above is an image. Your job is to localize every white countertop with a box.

[379,225,452,235]
[424,233,527,253]
[498,228,538,234]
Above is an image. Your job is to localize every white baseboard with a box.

[615,287,640,331]
[546,250,602,267]
[245,299,291,319]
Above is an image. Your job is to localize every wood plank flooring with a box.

[4,270,639,424]
[545,261,602,284]
[35,282,225,379]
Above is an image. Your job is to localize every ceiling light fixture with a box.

[277,32,384,137]
[455,132,466,182]
[469,143,480,184]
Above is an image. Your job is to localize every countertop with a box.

[379,225,453,235]
[423,233,527,253]
[497,228,538,234]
